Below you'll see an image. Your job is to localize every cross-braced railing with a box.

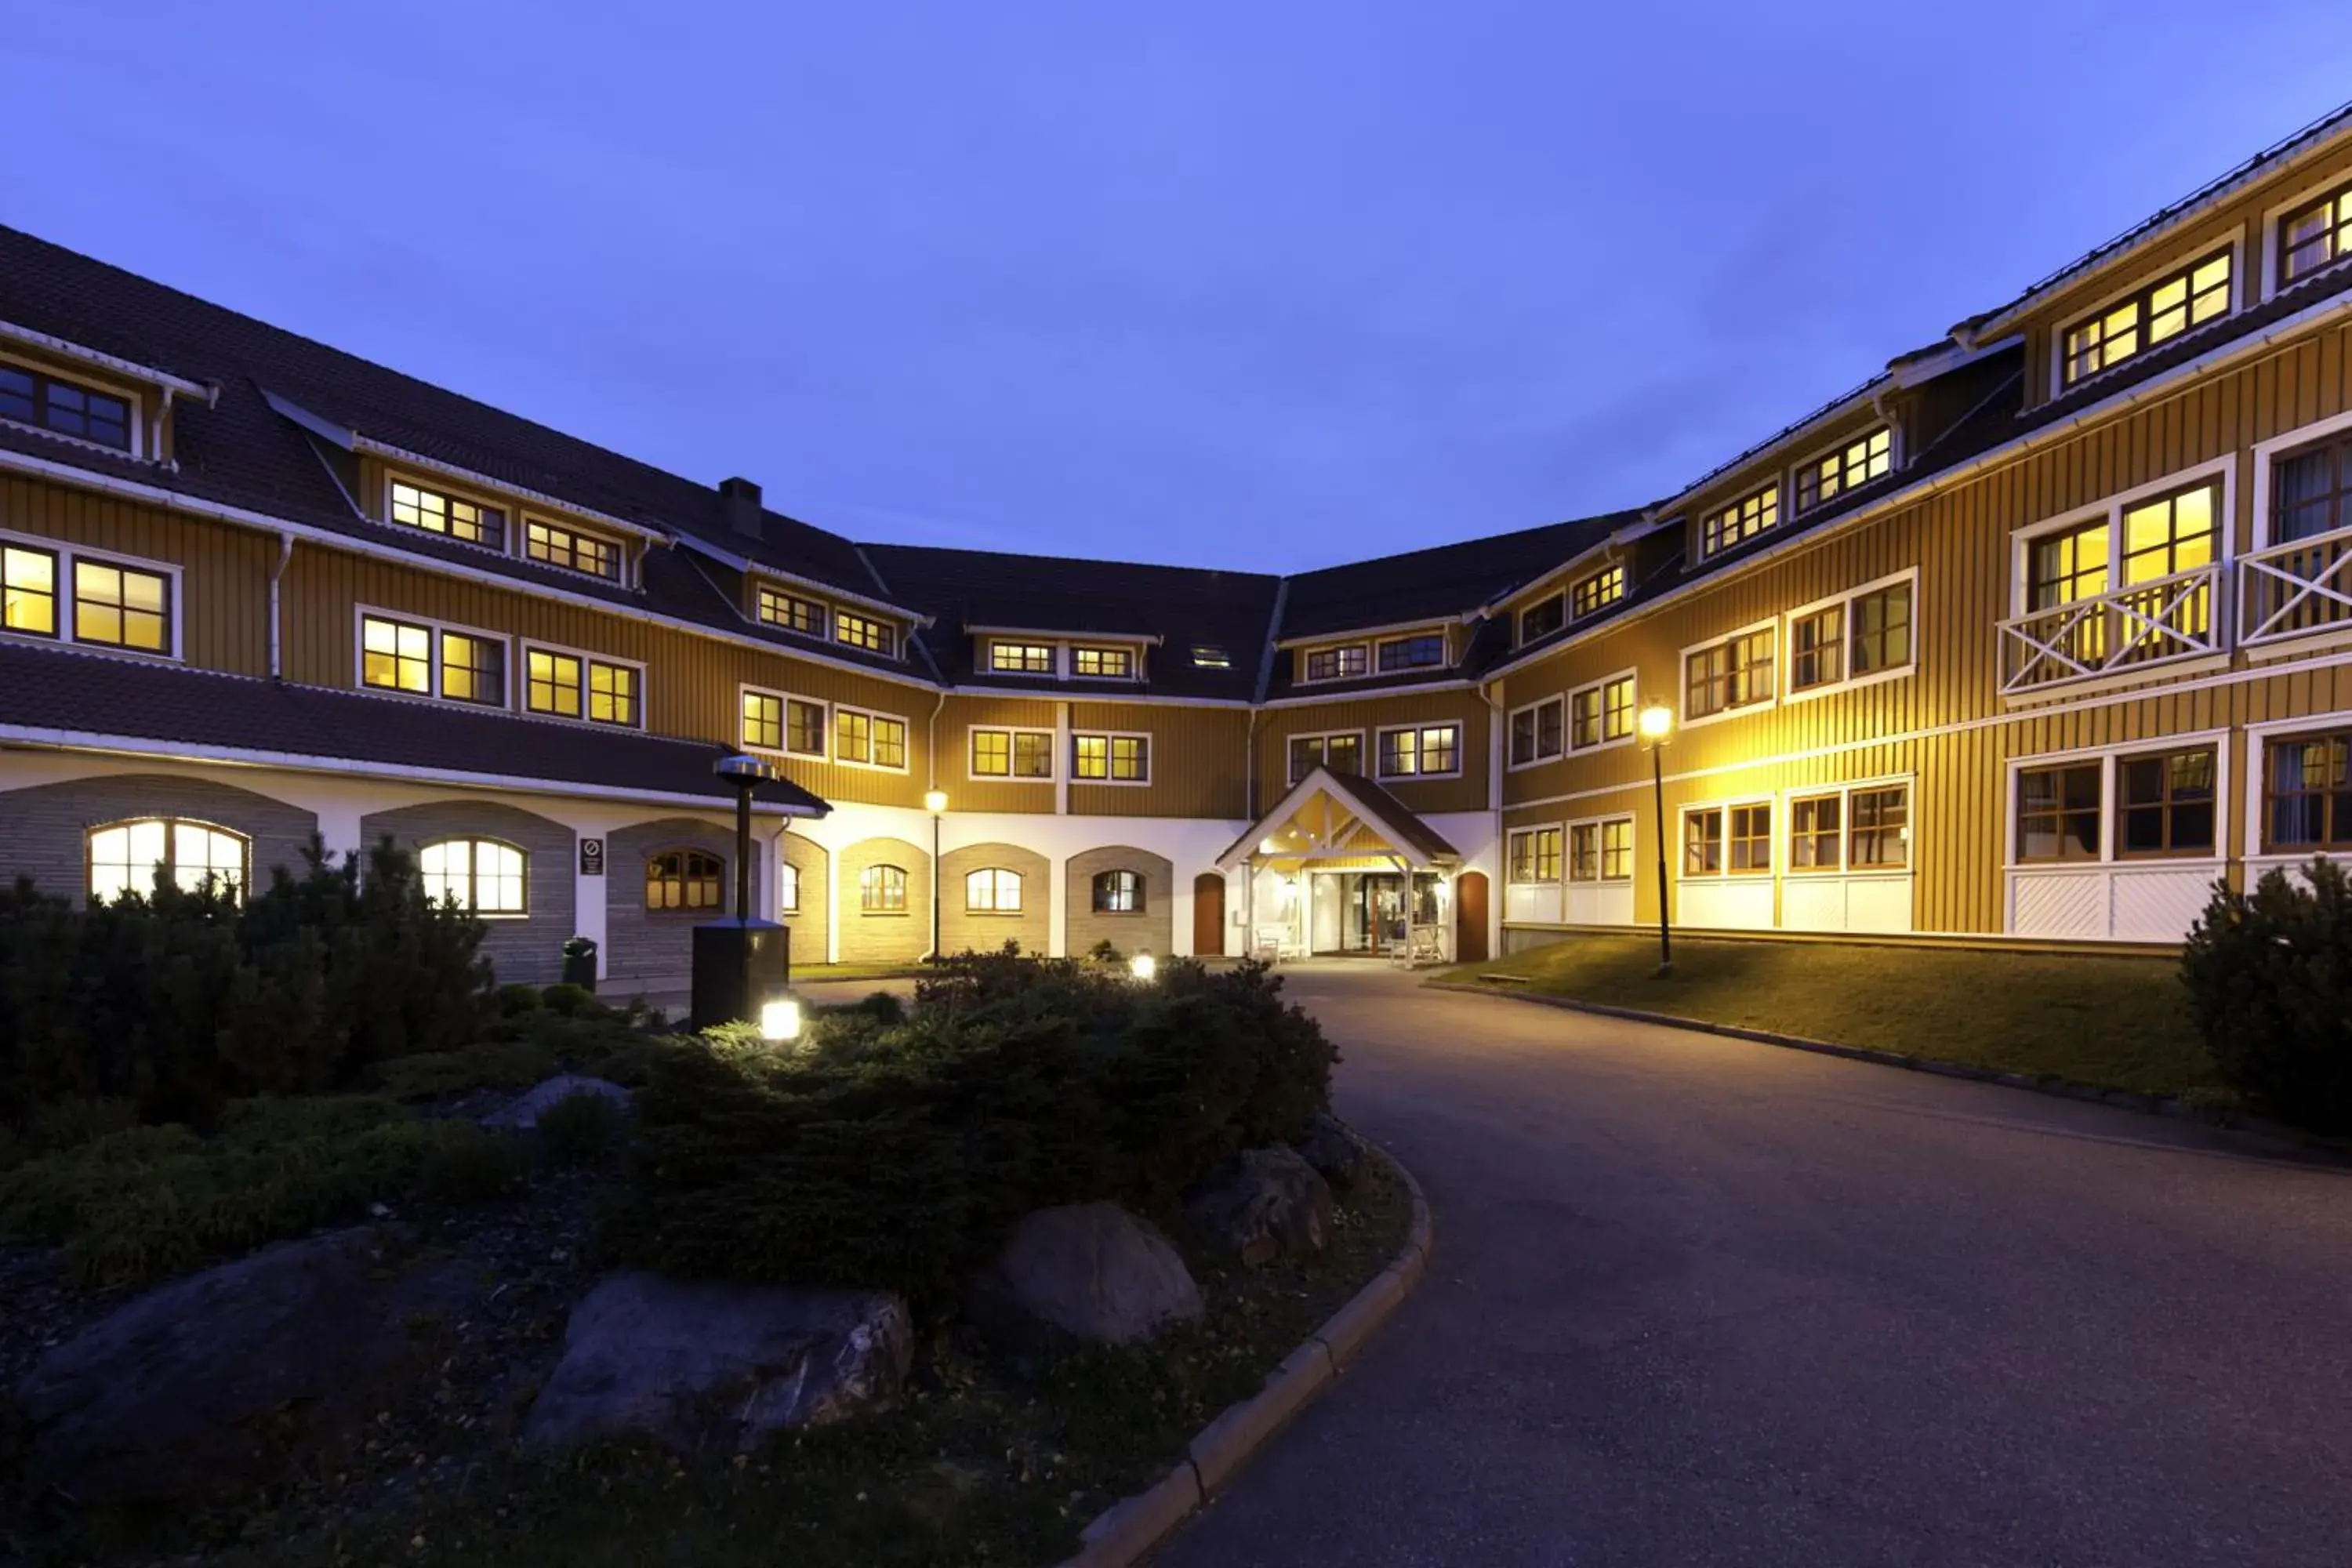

[1998,561,2223,695]
[2240,524,2352,648]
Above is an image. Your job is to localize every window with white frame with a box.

[1784,782,1912,873]
[358,611,507,707]
[1508,697,1563,767]
[1073,732,1149,782]
[2263,729,2352,853]
[0,361,134,452]
[779,860,801,914]
[2015,760,2103,863]
[1375,633,1447,673]
[971,727,1054,779]
[1519,593,1566,644]
[1071,645,1136,679]
[989,641,1055,675]
[1301,643,1369,682]
[1685,803,1770,877]
[1570,672,1635,750]
[756,586,826,637]
[2281,177,2352,290]
[1793,428,1892,514]
[1507,826,1562,884]
[1572,564,1626,619]
[2061,252,2233,387]
[741,689,826,756]
[14,546,177,655]
[2118,747,2217,858]
[86,818,248,904]
[1788,575,1915,695]
[2020,477,2220,662]
[837,706,909,769]
[965,867,1023,913]
[1684,626,1775,720]
[860,864,908,912]
[1375,723,1461,779]
[1703,485,1779,557]
[2013,745,2217,866]
[419,837,525,914]
[1570,818,1633,883]
[390,479,505,549]
[834,611,896,658]
[1287,731,1363,782]
[524,518,622,582]
[523,645,641,728]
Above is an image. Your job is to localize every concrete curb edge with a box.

[1054,1145,1435,1568]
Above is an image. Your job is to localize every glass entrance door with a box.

[1341,873,1406,954]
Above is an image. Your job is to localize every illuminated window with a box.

[524,520,621,580]
[1729,804,1771,873]
[1794,428,1893,514]
[4,543,59,636]
[1192,644,1231,668]
[2118,748,2216,858]
[1850,786,1909,869]
[1508,826,1563,884]
[361,614,434,693]
[1519,593,1566,644]
[757,588,826,637]
[1571,564,1624,619]
[72,559,171,652]
[1570,674,1633,749]
[525,649,584,718]
[2281,180,2352,289]
[965,867,1022,913]
[2031,482,2219,667]
[1376,633,1446,673]
[2016,763,2102,863]
[0,364,132,451]
[1376,724,1460,779]
[779,861,801,914]
[86,818,247,904]
[1791,793,1842,869]
[2063,251,2231,386]
[1684,808,1723,876]
[1598,818,1632,880]
[419,837,525,913]
[1850,583,1913,677]
[835,612,895,656]
[859,863,908,913]
[1704,485,1779,557]
[1072,732,1149,782]
[1301,644,1369,682]
[1684,628,1774,718]
[1791,605,1844,691]
[646,848,724,913]
[1287,731,1361,782]
[741,691,783,750]
[971,728,1052,779]
[2031,521,2110,609]
[836,708,907,768]
[390,481,504,547]
[1071,645,1134,678]
[586,660,637,727]
[989,641,1055,674]
[440,632,505,705]
[2265,732,2352,851]
[1092,869,1144,913]
[1509,699,1563,766]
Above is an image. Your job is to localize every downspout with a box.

[267,532,294,679]
[925,688,947,793]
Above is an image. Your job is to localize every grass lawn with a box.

[1439,934,2220,1100]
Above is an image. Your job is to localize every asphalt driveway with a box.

[1156,964,2352,1568]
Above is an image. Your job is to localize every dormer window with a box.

[1375,633,1446,673]
[835,611,895,657]
[1571,564,1625,619]
[757,587,826,637]
[1793,427,1892,515]
[2060,252,2230,387]
[1191,644,1231,668]
[2281,179,2352,289]
[524,519,622,582]
[1703,485,1779,557]
[1519,593,1566,644]
[1071,645,1135,679]
[0,364,132,452]
[1302,644,1368,682]
[390,481,506,549]
[989,641,1055,675]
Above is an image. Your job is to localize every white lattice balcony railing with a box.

[2240,525,2352,648]
[1998,561,2225,695]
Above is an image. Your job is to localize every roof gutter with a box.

[0,318,213,401]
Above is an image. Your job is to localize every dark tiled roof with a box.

[1277,511,1639,642]
[1323,769,1463,862]
[0,644,828,814]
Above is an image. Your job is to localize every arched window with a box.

[779,860,801,914]
[86,818,248,903]
[1091,869,1144,913]
[646,848,723,913]
[859,863,907,913]
[965,867,1022,913]
[419,837,526,914]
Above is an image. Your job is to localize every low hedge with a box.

[615,953,1335,1311]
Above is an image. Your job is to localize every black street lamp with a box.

[924,789,947,960]
[690,753,798,1037]
[1638,703,1675,974]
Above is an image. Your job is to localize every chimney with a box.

[719,477,763,539]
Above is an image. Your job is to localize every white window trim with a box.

[0,525,184,662]
[2249,405,2352,551]
[517,637,648,731]
[1782,568,1920,705]
[353,604,512,709]
[967,724,1057,782]
[519,512,631,587]
[418,835,531,921]
[737,682,829,760]
[2002,728,2230,873]
[1567,666,1640,753]
[1788,422,1901,519]
[1777,774,1916,879]
[832,608,900,661]
[2258,168,2352,304]
[382,471,513,557]
[1373,629,1451,676]
[964,866,1026,914]
[983,637,1062,678]
[1373,720,1466,781]
[1678,616,1781,730]
[0,354,152,461]
[1069,728,1154,786]
[753,583,833,640]
[1505,822,1564,886]
[1504,693,1566,771]
[1698,481,1784,561]
[1566,811,1637,885]
[2241,709,2352,862]
[1297,640,1373,685]
[2049,235,2247,398]
[1679,795,1776,880]
[1286,728,1366,783]
[833,702,914,773]
[1569,563,1628,621]
[2005,455,2238,618]
[1067,643,1145,682]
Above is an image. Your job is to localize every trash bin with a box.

[560,935,598,990]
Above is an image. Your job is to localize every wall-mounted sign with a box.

[579,838,605,877]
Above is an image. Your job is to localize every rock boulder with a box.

[1293,1111,1370,1193]
[481,1073,632,1131]
[969,1202,1202,1347]
[1184,1145,1334,1267]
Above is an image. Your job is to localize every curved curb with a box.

[1053,1148,1434,1568]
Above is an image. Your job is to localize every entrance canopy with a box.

[1217,768,1461,874]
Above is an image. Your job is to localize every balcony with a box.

[2239,524,2352,649]
[1998,562,2223,696]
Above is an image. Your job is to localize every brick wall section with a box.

[0,773,318,906]
[1065,844,1174,960]
[835,836,931,966]
[361,800,575,985]
[779,830,829,971]
[604,815,744,989]
[939,841,1051,957]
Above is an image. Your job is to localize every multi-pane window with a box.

[73,559,171,652]
[1570,676,1633,750]
[526,650,581,718]
[2266,732,2352,851]
[989,641,1055,674]
[1519,593,1566,644]
[1375,633,1446,673]
[1704,485,1780,557]
[1073,733,1149,782]
[859,864,908,913]
[835,612,895,656]
[361,615,434,693]
[2,544,56,636]
[390,481,504,547]
[1685,628,1774,718]
[440,633,505,706]
[1288,732,1361,782]
[522,649,639,725]
[2118,748,2216,857]
[2121,482,2219,584]
[2281,180,2352,289]
[1508,699,1563,766]
[361,614,506,705]
[86,818,248,904]
[0,365,132,451]
[741,691,783,750]
[2062,252,2232,386]
[1302,644,1369,682]
[1072,646,1134,678]
[1728,804,1772,873]
[586,660,637,727]
[837,709,908,768]
[1092,869,1145,913]
[1376,724,1460,778]
[1565,823,1599,882]
[1572,564,1626,618]
[1792,581,1915,695]
[1791,606,1844,691]
[524,520,621,581]
[971,728,1053,779]
[1684,808,1724,876]
[2017,763,2103,862]
[419,838,525,913]
[2274,433,2352,543]
[779,862,801,914]
[965,868,1022,913]
[1508,827,1563,884]
[645,848,724,913]
[743,690,829,755]
[1795,428,1893,514]
[1791,793,1842,869]
[1851,582,1913,676]
[756,587,827,637]
[1849,786,1910,869]
[2031,521,2111,610]
[1598,818,1633,880]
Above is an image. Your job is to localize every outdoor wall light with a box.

[1130,950,1158,982]
[760,994,804,1044]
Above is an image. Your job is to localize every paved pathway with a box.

[1157,964,2352,1568]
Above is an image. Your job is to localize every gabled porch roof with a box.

[1216,767,1461,872]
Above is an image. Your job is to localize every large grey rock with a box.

[481,1073,632,1130]
[524,1273,912,1454]
[1294,1111,1370,1193]
[1184,1145,1334,1268]
[971,1202,1203,1346]
[15,1226,475,1504]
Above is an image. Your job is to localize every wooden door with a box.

[1192,871,1226,956]
[1455,870,1489,963]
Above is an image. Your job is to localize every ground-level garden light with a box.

[692,753,793,1032]
[1130,949,1157,982]
[760,994,804,1043]
[1638,702,1675,975]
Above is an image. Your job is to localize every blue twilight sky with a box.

[6,3,2352,572]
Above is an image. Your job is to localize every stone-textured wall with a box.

[604,815,744,990]
[360,800,575,985]
[1065,844,1174,960]
[834,836,931,967]
[0,773,318,906]
[778,830,829,972]
[938,841,1052,957]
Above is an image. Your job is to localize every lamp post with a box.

[924,789,948,960]
[1637,703,1675,974]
